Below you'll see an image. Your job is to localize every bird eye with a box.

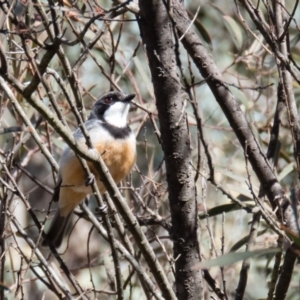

[104,97,113,104]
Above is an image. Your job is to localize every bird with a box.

[42,91,136,248]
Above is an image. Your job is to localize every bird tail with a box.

[41,209,72,248]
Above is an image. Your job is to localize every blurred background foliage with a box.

[1,0,300,299]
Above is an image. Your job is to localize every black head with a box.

[89,92,135,127]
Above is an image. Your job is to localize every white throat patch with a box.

[104,102,130,128]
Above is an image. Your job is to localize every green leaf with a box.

[226,183,254,200]
[216,167,245,182]
[216,167,257,189]
[193,18,212,46]
[278,162,294,182]
[199,202,255,219]
[229,86,250,109]
[194,248,280,269]
[223,15,243,50]
[230,229,268,252]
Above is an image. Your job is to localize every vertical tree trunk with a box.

[0,195,6,300]
[138,1,203,299]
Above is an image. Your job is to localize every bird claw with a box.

[85,174,95,186]
[95,204,108,215]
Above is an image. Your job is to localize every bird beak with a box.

[123,94,135,103]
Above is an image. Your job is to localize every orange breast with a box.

[58,134,136,216]
[61,139,136,193]
[92,139,136,188]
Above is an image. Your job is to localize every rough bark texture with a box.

[138,1,203,299]
[0,195,6,300]
[172,0,297,233]
[274,245,297,300]
[173,4,300,297]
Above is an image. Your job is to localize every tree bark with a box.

[274,245,297,300]
[139,1,203,299]
[172,0,297,234]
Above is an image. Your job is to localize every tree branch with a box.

[173,0,298,235]
[139,0,203,298]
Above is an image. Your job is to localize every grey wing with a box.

[59,119,104,169]
[73,119,103,141]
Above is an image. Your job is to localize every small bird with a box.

[42,91,136,248]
